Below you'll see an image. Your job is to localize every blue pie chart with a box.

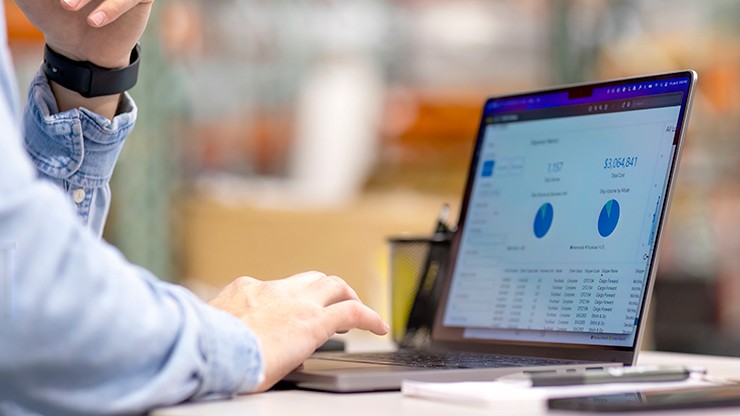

[598,199,620,237]
[533,203,554,239]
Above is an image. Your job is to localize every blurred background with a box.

[6,0,739,354]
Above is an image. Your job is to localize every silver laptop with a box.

[285,71,697,392]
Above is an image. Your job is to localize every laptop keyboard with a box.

[316,350,578,369]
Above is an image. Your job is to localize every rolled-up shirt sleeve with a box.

[21,69,135,237]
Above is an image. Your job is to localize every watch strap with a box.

[43,43,141,98]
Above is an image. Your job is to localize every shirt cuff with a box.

[190,291,266,398]
[22,68,137,188]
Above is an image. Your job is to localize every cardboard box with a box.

[179,191,456,320]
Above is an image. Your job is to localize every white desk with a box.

[152,351,740,416]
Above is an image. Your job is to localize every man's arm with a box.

[1,103,264,413]
[16,0,151,236]
[1,55,388,414]
[1,102,387,413]
[1,2,387,413]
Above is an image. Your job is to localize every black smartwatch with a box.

[43,43,141,98]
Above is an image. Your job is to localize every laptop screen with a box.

[440,72,695,349]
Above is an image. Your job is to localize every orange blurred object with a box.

[4,0,43,43]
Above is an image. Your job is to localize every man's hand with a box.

[209,271,389,392]
[15,0,153,69]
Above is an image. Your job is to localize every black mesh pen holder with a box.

[388,234,452,348]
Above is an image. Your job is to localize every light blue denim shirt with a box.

[0,4,263,415]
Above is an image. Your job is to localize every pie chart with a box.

[598,199,620,237]
[533,202,554,239]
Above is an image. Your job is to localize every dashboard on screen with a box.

[440,75,693,349]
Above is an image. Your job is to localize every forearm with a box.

[49,80,122,121]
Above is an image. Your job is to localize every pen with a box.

[433,204,451,235]
[500,365,706,387]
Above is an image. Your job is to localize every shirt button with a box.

[73,188,86,204]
